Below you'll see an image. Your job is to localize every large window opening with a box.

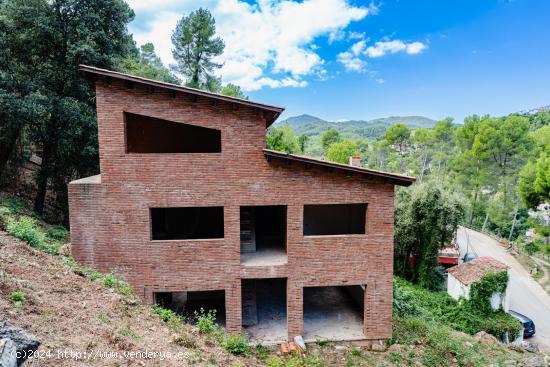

[240,206,287,266]
[154,290,226,326]
[151,207,224,240]
[242,278,287,342]
[303,285,365,341]
[303,204,367,236]
[125,112,221,153]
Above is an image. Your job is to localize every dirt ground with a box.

[0,230,249,367]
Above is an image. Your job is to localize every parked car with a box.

[509,310,536,338]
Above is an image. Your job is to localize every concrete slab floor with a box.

[303,286,364,342]
[244,279,288,343]
[241,248,287,266]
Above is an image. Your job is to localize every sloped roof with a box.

[263,149,416,186]
[79,65,284,126]
[448,256,509,285]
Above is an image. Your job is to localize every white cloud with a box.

[337,51,367,72]
[337,38,426,77]
[128,0,372,91]
[364,40,427,58]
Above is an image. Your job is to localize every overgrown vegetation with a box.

[393,277,521,341]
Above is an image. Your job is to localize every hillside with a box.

[0,195,545,367]
[276,114,437,140]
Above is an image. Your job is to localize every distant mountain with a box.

[276,114,437,139]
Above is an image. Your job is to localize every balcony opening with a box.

[242,278,287,343]
[303,204,367,236]
[150,207,224,240]
[240,205,287,266]
[154,290,226,326]
[303,285,365,341]
[125,112,221,153]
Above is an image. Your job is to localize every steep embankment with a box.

[0,230,247,366]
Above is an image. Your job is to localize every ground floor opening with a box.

[240,206,287,266]
[303,285,365,341]
[154,290,226,326]
[242,278,287,343]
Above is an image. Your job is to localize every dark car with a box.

[509,310,536,338]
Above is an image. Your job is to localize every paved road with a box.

[456,226,550,352]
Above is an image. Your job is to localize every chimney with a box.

[349,156,361,167]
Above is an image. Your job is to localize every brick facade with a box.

[69,68,413,341]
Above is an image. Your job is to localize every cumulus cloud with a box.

[337,38,427,75]
[128,0,372,91]
[364,40,427,58]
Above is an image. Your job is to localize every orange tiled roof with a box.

[447,256,508,285]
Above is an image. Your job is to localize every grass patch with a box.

[11,291,25,304]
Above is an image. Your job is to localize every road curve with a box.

[456,226,550,352]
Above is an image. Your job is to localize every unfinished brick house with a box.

[69,65,415,343]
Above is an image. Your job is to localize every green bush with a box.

[222,333,249,355]
[11,291,25,303]
[195,308,218,334]
[6,217,45,248]
[393,276,521,341]
[151,305,179,323]
[46,225,69,240]
[103,273,117,288]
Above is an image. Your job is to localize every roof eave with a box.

[263,149,416,186]
[78,65,284,126]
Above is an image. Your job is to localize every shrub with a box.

[195,308,218,334]
[6,217,45,249]
[89,271,103,281]
[103,273,117,288]
[46,225,69,240]
[151,305,179,323]
[173,335,196,348]
[255,344,271,361]
[222,333,249,355]
[11,291,25,303]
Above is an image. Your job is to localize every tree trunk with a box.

[0,126,23,180]
[469,189,479,226]
[33,151,50,215]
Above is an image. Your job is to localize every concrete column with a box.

[287,280,303,340]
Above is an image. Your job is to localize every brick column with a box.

[225,279,242,333]
[287,280,303,340]
[364,277,392,339]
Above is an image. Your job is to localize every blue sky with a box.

[127,0,550,122]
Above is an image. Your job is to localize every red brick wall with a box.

[68,78,395,340]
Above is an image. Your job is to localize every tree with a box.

[118,43,181,84]
[325,139,357,164]
[0,0,135,216]
[321,128,341,152]
[297,134,309,154]
[171,8,224,91]
[517,160,541,208]
[220,83,247,99]
[452,116,490,225]
[266,125,300,153]
[394,183,464,290]
[473,115,532,205]
[534,148,550,200]
[384,123,411,172]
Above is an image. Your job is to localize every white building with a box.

[447,256,510,312]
